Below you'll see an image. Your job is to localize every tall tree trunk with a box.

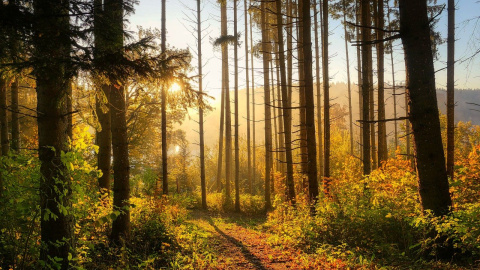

[0,79,8,155]
[244,0,252,194]
[446,0,455,179]
[67,81,73,138]
[108,0,130,243]
[234,0,240,212]
[398,0,452,216]
[11,79,19,152]
[221,0,232,201]
[356,0,363,160]
[197,0,207,210]
[286,0,293,109]
[271,60,279,178]
[94,0,112,192]
[216,63,225,192]
[369,0,376,169]
[322,0,330,190]
[361,0,371,175]
[343,0,354,156]
[376,0,387,164]
[275,43,285,176]
[161,0,168,195]
[96,86,112,191]
[261,0,272,210]
[297,0,308,178]
[314,0,323,179]
[249,3,256,193]
[303,0,319,202]
[387,1,398,151]
[275,0,295,203]
[34,0,73,266]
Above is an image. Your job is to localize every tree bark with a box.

[107,0,130,243]
[303,0,319,203]
[11,79,19,152]
[376,0,388,164]
[361,0,371,175]
[244,0,252,195]
[322,0,330,190]
[161,0,168,195]
[446,0,455,179]
[96,85,112,191]
[343,0,354,157]
[275,0,295,203]
[297,0,308,178]
[197,0,207,210]
[399,0,452,216]
[34,0,73,266]
[234,0,240,212]
[261,0,272,210]
[221,0,232,201]
[249,3,256,193]
[0,79,8,156]
[314,0,323,179]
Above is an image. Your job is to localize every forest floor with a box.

[184,210,345,270]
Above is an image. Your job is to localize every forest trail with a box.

[187,210,300,269]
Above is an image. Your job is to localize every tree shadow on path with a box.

[205,216,268,270]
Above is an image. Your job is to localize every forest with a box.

[0,0,480,269]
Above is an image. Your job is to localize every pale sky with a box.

[128,0,480,100]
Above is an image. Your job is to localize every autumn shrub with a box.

[204,192,264,214]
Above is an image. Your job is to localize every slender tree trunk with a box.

[275,0,295,203]
[343,0,354,156]
[314,0,324,179]
[249,3,256,194]
[399,0,452,216]
[108,0,130,243]
[303,0,319,203]
[197,0,207,210]
[234,0,240,212]
[361,0,371,175]
[67,81,73,138]
[376,0,387,164]
[34,0,73,266]
[244,0,252,194]
[356,0,363,160]
[216,65,225,192]
[271,60,279,178]
[222,0,232,201]
[322,0,330,189]
[446,0,455,179]
[286,0,293,109]
[261,0,272,210]
[11,79,19,152]
[161,0,168,195]
[387,1,398,151]
[275,43,285,175]
[297,0,308,178]
[0,79,8,155]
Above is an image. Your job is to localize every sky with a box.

[128,0,480,99]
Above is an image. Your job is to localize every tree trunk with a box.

[244,0,252,195]
[11,79,19,152]
[216,62,225,192]
[221,0,232,201]
[343,0,354,157]
[322,0,330,190]
[261,0,272,210]
[107,0,130,243]
[356,0,363,160]
[67,81,73,139]
[34,0,73,266]
[303,0,319,203]
[376,0,387,164]
[398,0,452,216]
[275,0,295,203]
[275,43,285,176]
[361,0,371,175]
[387,1,398,150]
[96,85,112,191]
[297,0,308,178]
[197,0,207,210]
[161,0,168,195]
[0,79,8,156]
[233,0,240,212]
[446,0,455,179]
[249,4,256,193]
[314,0,323,179]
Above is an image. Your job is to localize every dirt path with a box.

[186,210,325,270]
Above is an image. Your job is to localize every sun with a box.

[170,82,181,93]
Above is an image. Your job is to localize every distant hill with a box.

[180,83,480,148]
